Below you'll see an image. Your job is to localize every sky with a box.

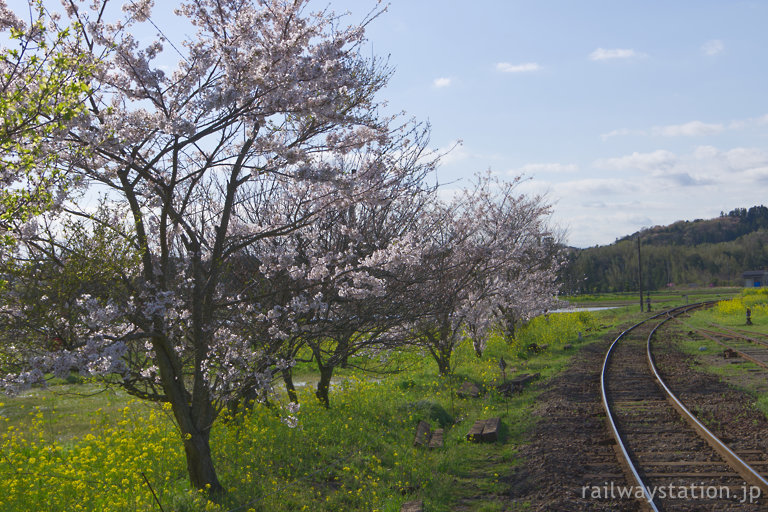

[8,0,768,247]
[321,0,768,247]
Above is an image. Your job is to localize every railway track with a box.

[684,324,768,369]
[601,304,768,510]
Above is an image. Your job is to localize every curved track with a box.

[601,304,768,511]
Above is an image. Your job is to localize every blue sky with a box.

[328,0,768,247]
[9,0,768,247]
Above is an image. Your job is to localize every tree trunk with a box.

[315,364,334,408]
[153,334,223,498]
[504,316,516,343]
[338,334,350,369]
[497,306,516,343]
[182,427,223,496]
[282,367,298,403]
[434,341,453,376]
[225,385,260,418]
[436,351,451,376]
[436,318,453,376]
[424,324,453,376]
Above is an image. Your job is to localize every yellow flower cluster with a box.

[0,400,183,511]
[715,289,768,321]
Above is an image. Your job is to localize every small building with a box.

[742,270,768,287]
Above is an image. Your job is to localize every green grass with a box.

[0,382,137,442]
[0,308,623,512]
[563,286,740,309]
[674,288,768,416]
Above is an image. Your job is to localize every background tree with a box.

[221,122,437,408]
[0,0,91,250]
[408,174,562,375]
[560,206,768,293]
[276,126,436,407]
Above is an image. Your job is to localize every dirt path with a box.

[506,336,638,511]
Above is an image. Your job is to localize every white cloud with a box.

[722,147,768,170]
[702,39,724,56]
[512,163,579,175]
[495,62,541,73]
[435,139,469,166]
[433,77,452,88]
[693,145,719,159]
[589,48,645,61]
[595,150,677,171]
[729,113,768,130]
[556,178,633,196]
[591,145,768,187]
[652,120,724,137]
[742,166,768,182]
[602,116,750,140]
[548,144,768,247]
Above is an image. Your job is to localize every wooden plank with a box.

[466,419,486,442]
[583,473,625,479]
[457,381,480,398]
[497,372,540,395]
[428,428,444,449]
[642,461,737,467]
[645,472,744,478]
[481,417,501,442]
[413,420,431,447]
[509,373,537,385]
[400,500,423,512]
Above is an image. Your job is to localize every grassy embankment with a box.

[0,306,633,512]
[670,288,768,417]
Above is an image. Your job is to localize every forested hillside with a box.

[561,206,768,293]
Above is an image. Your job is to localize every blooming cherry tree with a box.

[0,0,424,496]
[241,125,437,407]
[407,174,563,375]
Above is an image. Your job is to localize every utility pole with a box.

[637,234,644,312]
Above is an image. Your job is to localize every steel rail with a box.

[601,308,674,512]
[600,302,715,511]
[687,327,768,370]
[645,313,768,494]
[708,324,768,349]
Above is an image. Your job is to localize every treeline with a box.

[561,206,768,293]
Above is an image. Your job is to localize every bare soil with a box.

[505,336,638,511]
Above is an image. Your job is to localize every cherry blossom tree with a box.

[191,120,436,410]
[408,174,563,375]
[0,0,429,496]
[242,125,436,407]
[0,0,91,251]
[494,233,562,342]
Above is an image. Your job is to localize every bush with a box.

[398,400,453,428]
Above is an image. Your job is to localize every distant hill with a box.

[560,206,768,294]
